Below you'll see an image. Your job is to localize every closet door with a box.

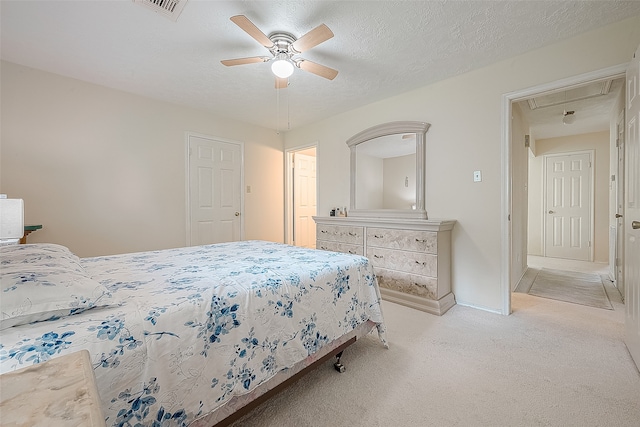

[188,134,243,245]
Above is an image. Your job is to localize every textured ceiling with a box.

[2,1,640,134]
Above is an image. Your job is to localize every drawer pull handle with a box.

[348,250,356,254]
[415,261,427,266]
[348,232,357,236]
[374,234,384,238]
[320,230,327,233]
[374,254,384,259]
[415,239,427,243]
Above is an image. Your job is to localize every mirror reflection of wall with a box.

[355,134,416,210]
[382,153,415,209]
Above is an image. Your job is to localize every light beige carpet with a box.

[229,290,639,427]
[527,268,613,310]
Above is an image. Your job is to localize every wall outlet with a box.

[473,170,482,182]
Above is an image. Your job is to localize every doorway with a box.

[285,145,317,248]
[501,64,628,315]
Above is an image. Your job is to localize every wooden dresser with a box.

[314,216,455,315]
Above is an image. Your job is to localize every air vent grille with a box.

[134,0,187,21]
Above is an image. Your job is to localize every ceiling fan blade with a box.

[230,15,274,49]
[292,24,334,53]
[298,60,338,80]
[275,77,288,89]
[221,56,270,66]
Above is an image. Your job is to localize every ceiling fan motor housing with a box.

[269,32,298,55]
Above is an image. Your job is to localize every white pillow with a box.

[0,244,115,330]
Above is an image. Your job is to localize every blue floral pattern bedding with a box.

[0,240,386,426]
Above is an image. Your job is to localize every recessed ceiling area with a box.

[517,78,625,140]
[2,1,640,131]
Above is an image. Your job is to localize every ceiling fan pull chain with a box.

[276,85,281,134]
[287,88,291,131]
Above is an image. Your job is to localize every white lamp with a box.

[0,198,24,245]
[271,53,294,78]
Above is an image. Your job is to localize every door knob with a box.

[235,212,240,217]
[615,213,623,218]
[548,210,555,214]
[633,221,640,230]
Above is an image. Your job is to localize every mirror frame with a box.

[346,121,431,219]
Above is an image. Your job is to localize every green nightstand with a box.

[21,224,42,244]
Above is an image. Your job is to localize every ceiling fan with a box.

[221,15,338,89]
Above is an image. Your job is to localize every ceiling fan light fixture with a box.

[271,54,294,78]
[562,110,576,125]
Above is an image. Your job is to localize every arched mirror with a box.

[347,121,430,219]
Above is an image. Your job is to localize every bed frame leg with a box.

[334,351,346,373]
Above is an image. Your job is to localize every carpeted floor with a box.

[229,287,640,426]
[526,268,613,310]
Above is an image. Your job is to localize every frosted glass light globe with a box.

[271,58,294,78]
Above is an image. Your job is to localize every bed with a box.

[0,240,387,426]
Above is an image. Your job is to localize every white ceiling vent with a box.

[134,0,187,22]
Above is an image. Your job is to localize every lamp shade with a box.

[0,198,24,241]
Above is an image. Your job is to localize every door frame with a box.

[284,143,318,246]
[614,110,626,293]
[185,131,245,246]
[541,150,595,261]
[501,63,628,315]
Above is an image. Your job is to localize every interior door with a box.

[625,44,640,371]
[293,152,317,248]
[544,152,592,261]
[188,134,243,246]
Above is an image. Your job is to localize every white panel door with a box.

[625,44,640,371]
[188,135,242,246]
[544,152,592,261]
[293,153,317,248]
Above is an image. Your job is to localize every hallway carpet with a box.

[527,268,613,310]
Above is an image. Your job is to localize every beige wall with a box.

[283,17,640,312]
[527,132,610,262]
[1,61,284,257]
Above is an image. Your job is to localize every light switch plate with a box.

[473,170,482,182]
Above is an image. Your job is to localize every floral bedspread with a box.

[0,240,386,426]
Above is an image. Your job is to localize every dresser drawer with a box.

[367,246,437,276]
[374,267,438,300]
[367,228,437,253]
[317,240,364,256]
[317,224,364,245]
